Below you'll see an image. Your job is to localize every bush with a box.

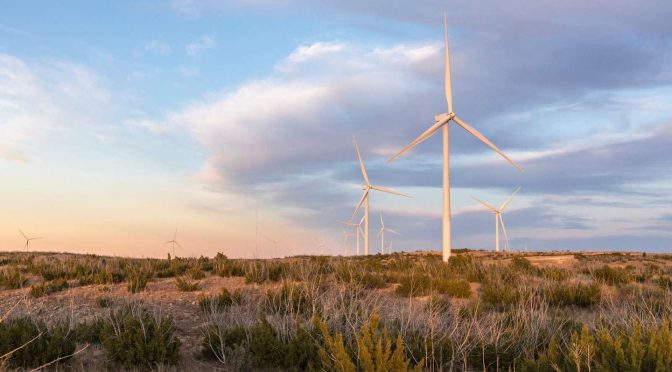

[591,265,633,286]
[30,278,69,298]
[175,276,199,291]
[100,304,181,368]
[261,283,314,316]
[188,266,206,280]
[95,296,112,308]
[0,266,28,289]
[202,324,248,365]
[435,278,471,298]
[0,317,76,368]
[127,270,151,293]
[199,288,243,312]
[316,313,424,372]
[544,282,601,308]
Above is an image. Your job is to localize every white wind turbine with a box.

[378,213,399,255]
[342,229,354,256]
[341,215,365,255]
[387,14,521,262]
[351,136,411,255]
[19,229,41,252]
[472,187,521,252]
[164,228,181,257]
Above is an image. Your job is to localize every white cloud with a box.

[144,40,172,55]
[177,65,200,77]
[0,54,111,162]
[185,35,217,55]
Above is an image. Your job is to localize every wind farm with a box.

[1,2,671,371]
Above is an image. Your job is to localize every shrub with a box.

[0,266,28,289]
[96,296,112,308]
[544,282,601,308]
[188,266,206,280]
[72,318,106,344]
[126,270,151,293]
[213,254,245,277]
[481,269,521,308]
[30,278,69,298]
[435,278,471,298]
[261,283,313,316]
[199,288,243,312]
[0,317,76,368]
[511,256,535,273]
[201,324,248,364]
[100,304,181,368]
[541,267,571,281]
[316,313,424,372]
[244,261,286,284]
[175,276,199,291]
[658,275,672,290]
[591,265,633,286]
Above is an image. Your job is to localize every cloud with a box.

[185,35,217,55]
[144,40,172,55]
[0,54,111,162]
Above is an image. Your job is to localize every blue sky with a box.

[1,0,671,257]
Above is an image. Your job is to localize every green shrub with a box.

[591,265,633,286]
[126,270,151,293]
[95,296,112,308]
[544,282,601,308]
[244,261,286,284]
[213,254,245,277]
[100,304,181,368]
[481,269,521,308]
[199,288,243,312]
[316,313,423,372]
[511,256,535,273]
[0,266,28,289]
[72,318,106,344]
[30,278,69,298]
[261,283,313,316]
[541,267,571,281]
[188,266,206,280]
[435,278,471,298]
[201,324,248,363]
[175,276,199,291]
[658,275,672,290]
[0,317,76,368]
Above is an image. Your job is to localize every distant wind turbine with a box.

[164,228,181,257]
[472,187,521,252]
[387,13,521,262]
[342,229,354,256]
[341,215,365,256]
[351,136,411,255]
[262,234,279,258]
[19,229,41,252]
[378,213,399,255]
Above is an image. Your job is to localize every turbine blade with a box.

[350,190,369,221]
[471,196,499,213]
[444,12,453,113]
[499,214,510,251]
[339,221,358,226]
[386,120,446,163]
[370,185,412,198]
[19,229,27,240]
[174,228,178,240]
[379,212,384,227]
[500,187,521,211]
[175,241,183,248]
[164,241,172,245]
[353,136,370,186]
[452,116,522,171]
[387,228,400,235]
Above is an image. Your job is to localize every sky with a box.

[1,0,671,258]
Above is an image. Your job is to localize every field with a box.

[1,250,672,371]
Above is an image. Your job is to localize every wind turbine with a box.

[472,187,520,252]
[342,215,365,256]
[386,14,521,262]
[341,229,354,256]
[378,213,399,255]
[351,136,411,256]
[19,229,41,252]
[164,228,181,257]
[262,234,279,258]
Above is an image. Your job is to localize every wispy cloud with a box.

[185,35,217,55]
[144,40,172,55]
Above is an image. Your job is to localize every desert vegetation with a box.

[1,250,672,370]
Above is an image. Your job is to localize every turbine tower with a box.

[164,228,181,257]
[378,213,399,255]
[472,187,520,252]
[342,229,354,256]
[387,14,521,262]
[351,136,411,255]
[341,215,364,255]
[19,229,41,252]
